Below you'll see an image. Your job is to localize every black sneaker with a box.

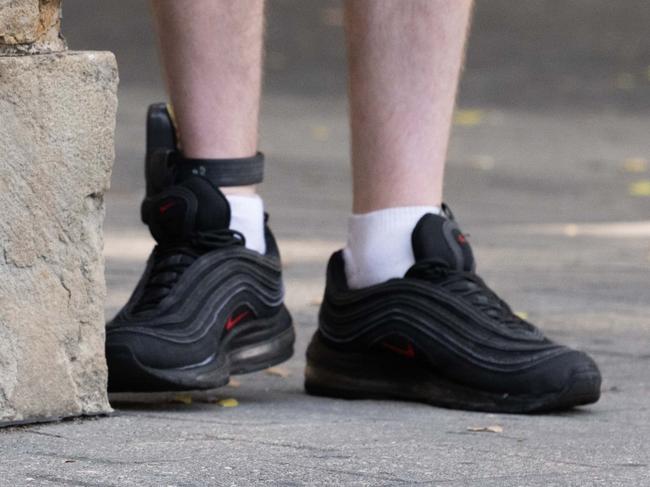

[106,104,294,393]
[305,207,601,413]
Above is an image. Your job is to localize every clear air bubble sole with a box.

[304,333,601,414]
[107,306,294,402]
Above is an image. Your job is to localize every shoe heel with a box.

[107,344,230,394]
[304,332,411,400]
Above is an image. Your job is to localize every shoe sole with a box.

[107,307,294,401]
[304,334,601,414]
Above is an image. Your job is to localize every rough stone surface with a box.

[0,51,118,425]
[0,0,65,54]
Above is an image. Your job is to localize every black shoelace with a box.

[406,258,536,332]
[132,229,245,313]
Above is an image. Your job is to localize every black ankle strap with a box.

[173,152,264,187]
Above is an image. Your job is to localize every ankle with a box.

[343,206,442,289]
[226,194,266,254]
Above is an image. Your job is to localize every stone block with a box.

[0,0,65,54]
[0,51,118,425]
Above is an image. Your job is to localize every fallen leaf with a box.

[467,425,503,433]
[622,157,648,173]
[454,110,484,127]
[629,180,650,197]
[218,398,239,408]
[266,366,290,378]
[514,311,528,320]
[228,378,241,388]
[173,394,192,405]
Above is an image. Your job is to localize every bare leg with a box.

[150,0,265,195]
[345,0,473,213]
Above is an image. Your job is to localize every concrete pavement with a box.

[1,1,649,485]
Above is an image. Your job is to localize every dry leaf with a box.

[454,110,484,127]
[622,158,648,173]
[218,398,239,408]
[266,366,290,378]
[467,425,503,433]
[629,180,650,197]
[514,311,528,320]
[173,394,192,405]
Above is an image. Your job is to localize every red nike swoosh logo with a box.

[382,341,415,358]
[159,201,176,214]
[225,311,250,331]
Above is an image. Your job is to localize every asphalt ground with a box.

[1,1,649,485]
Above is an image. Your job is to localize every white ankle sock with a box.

[225,194,266,254]
[343,206,442,289]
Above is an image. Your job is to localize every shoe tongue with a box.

[142,176,231,245]
[411,213,475,272]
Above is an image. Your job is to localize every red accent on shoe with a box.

[382,341,415,358]
[225,311,251,331]
[457,233,467,244]
[159,201,176,214]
